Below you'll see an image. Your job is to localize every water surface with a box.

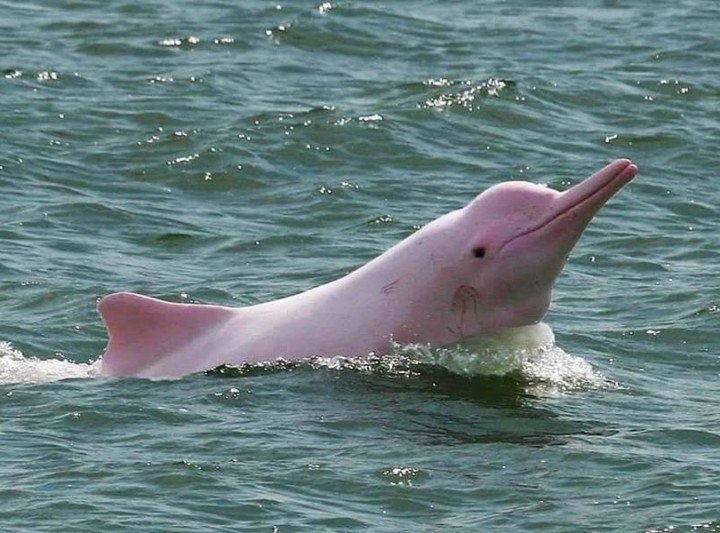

[1,1,719,531]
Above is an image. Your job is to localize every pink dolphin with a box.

[98,159,637,379]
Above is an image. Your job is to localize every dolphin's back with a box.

[98,292,233,378]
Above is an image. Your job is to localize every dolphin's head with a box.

[427,159,637,339]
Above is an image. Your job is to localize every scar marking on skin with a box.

[450,285,481,336]
[381,278,400,294]
[451,285,480,315]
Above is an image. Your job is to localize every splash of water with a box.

[308,323,616,395]
[0,341,97,385]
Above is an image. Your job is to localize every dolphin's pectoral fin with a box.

[97,292,233,378]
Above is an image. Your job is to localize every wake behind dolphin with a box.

[0,341,96,384]
[97,159,638,380]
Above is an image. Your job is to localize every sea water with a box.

[1,1,719,531]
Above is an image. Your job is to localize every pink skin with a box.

[98,159,638,379]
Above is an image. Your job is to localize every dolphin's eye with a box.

[473,247,486,258]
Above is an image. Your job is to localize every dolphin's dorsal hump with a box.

[97,292,233,378]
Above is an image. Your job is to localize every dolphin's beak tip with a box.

[617,158,638,172]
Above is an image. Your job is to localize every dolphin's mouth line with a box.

[498,160,635,252]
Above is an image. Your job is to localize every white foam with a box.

[408,323,559,376]
[405,324,615,394]
[0,341,97,385]
[311,323,615,395]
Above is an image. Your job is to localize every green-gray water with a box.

[1,1,719,531]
